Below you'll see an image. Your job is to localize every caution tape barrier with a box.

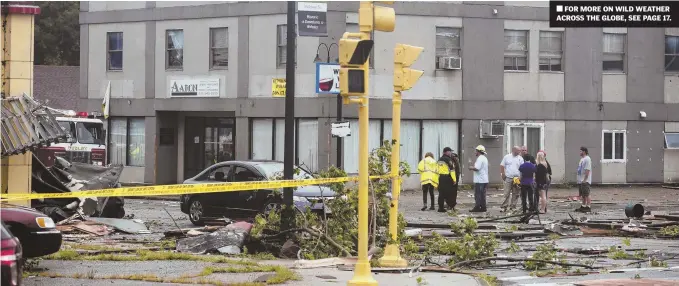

[0,175,393,202]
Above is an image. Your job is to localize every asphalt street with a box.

[23,186,679,286]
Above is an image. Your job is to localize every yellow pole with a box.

[1,3,40,206]
[348,2,377,285]
[378,91,407,267]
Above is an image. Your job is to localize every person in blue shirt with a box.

[518,154,537,213]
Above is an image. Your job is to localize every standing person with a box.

[576,147,592,213]
[535,151,551,213]
[468,145,489,212]
[519,155,537,213]
[521,146,528,156]
[449,152,461,210]
[417,152,438,211]
[500,146,524,212]
[436,147,457,212]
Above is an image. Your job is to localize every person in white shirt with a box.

[468,145,489,212]
[576,146,593,213]
[500,146,525,212]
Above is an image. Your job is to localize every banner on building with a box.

[272,78,286,97]
[168,78,220,97]
[315,63,340,94]
[297,2,328,37]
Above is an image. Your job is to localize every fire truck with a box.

[35,108,107,167]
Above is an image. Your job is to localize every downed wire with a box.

[449,257,602,270]
[259,227,352,257]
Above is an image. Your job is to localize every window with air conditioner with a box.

[602,130,626,162]
[506,123,543,156]
[436,27,461,70]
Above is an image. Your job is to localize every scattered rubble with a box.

[176,221,253,254]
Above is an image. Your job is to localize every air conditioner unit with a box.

[437,56,462,70]
[480,120,505,138]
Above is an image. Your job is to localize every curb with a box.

[124,196,180,202]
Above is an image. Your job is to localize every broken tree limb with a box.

[449,257,602,269]
[477,213,531,223]
[260,227,352,257]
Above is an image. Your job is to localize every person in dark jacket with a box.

[437,147,457,212]
[449,152,461,210]
[518,155,537,213]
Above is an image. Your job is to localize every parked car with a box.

[180,160,337,225]
[1,222,22,286]
[1,204,62,258]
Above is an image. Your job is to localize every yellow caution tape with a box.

[0,175,392,202]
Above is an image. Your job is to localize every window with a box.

[210,28,228,68]
[277,24,297,67]
[76,122,104,144]
[107,32,123,71]
[421,121,459,161]
[504,30,528,71]
[665,133,679,149]
[343,119,382,173]
[58,121,76,143]
[108,117,146,166]
[603,33,625,72]
[346,23,374,68]
[166,29,184,69]
[602,130,626,161]
[665,36,679,72]
[297,119,318,172]
[539,31,563,71]
[207,165,231,181]
[383,120,421,172]
[251,118,324,171]
[435,27,461,68]
[506,123,543,157]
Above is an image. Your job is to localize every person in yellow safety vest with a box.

[437,147,458,212]
[418,152,439,211]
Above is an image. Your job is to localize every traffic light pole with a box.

[378,90,408,268]
[282,0,296,232]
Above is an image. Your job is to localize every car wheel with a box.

[188,198,205,226]
[262,197,283,216]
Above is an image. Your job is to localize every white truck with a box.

[35,109,107,167]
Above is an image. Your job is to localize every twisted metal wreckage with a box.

[1,93,126,221]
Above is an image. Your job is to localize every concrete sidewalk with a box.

[291,268,485,286]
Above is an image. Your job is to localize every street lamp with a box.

[314,43,342,168]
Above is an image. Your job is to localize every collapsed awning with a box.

[1,93,68,157]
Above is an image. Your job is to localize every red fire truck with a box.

[35,109,106,167]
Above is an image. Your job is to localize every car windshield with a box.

[255,162,313,180]
[76,122,104,144]
[58,121,77,143]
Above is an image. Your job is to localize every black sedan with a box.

[180,160,338,225]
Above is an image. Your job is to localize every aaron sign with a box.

[169,78,220,97]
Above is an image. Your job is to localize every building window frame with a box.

[435,26,462,69]
[277,24,297,68]
[106,32,123,71]
[210,27,229,69]
[664,132,679,149]
[602,32,626,73]
[601,130,626,163]
[166,29,184,70]
[505,122,545,155]
[538,31,563,72]
[504,29,529,71]
[108,117,146,167]
[665,35,679,73]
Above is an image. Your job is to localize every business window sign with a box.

[315,63,340,94]
[298,2,328,37]
[169,78,220,97]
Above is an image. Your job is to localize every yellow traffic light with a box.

[339,37,373,97]
[358,1,395,33]
[393,44,424,92]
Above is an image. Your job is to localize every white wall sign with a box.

[169,78,220,97]
[331,121,351,138]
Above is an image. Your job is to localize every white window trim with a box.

[601,129,627,163]
[664,132,679,150]
[505,122,544,154]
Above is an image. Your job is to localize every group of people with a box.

[417,145,594,214]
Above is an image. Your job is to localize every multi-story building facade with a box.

[78,1,679,187]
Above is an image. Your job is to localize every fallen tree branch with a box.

[449,257,602,269]
[259,227,352,257]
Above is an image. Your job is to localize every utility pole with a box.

[339,2,395,285]
[379,43,424,268]
[282,0,296,231]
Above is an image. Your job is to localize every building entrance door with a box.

[184,117,235,179]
